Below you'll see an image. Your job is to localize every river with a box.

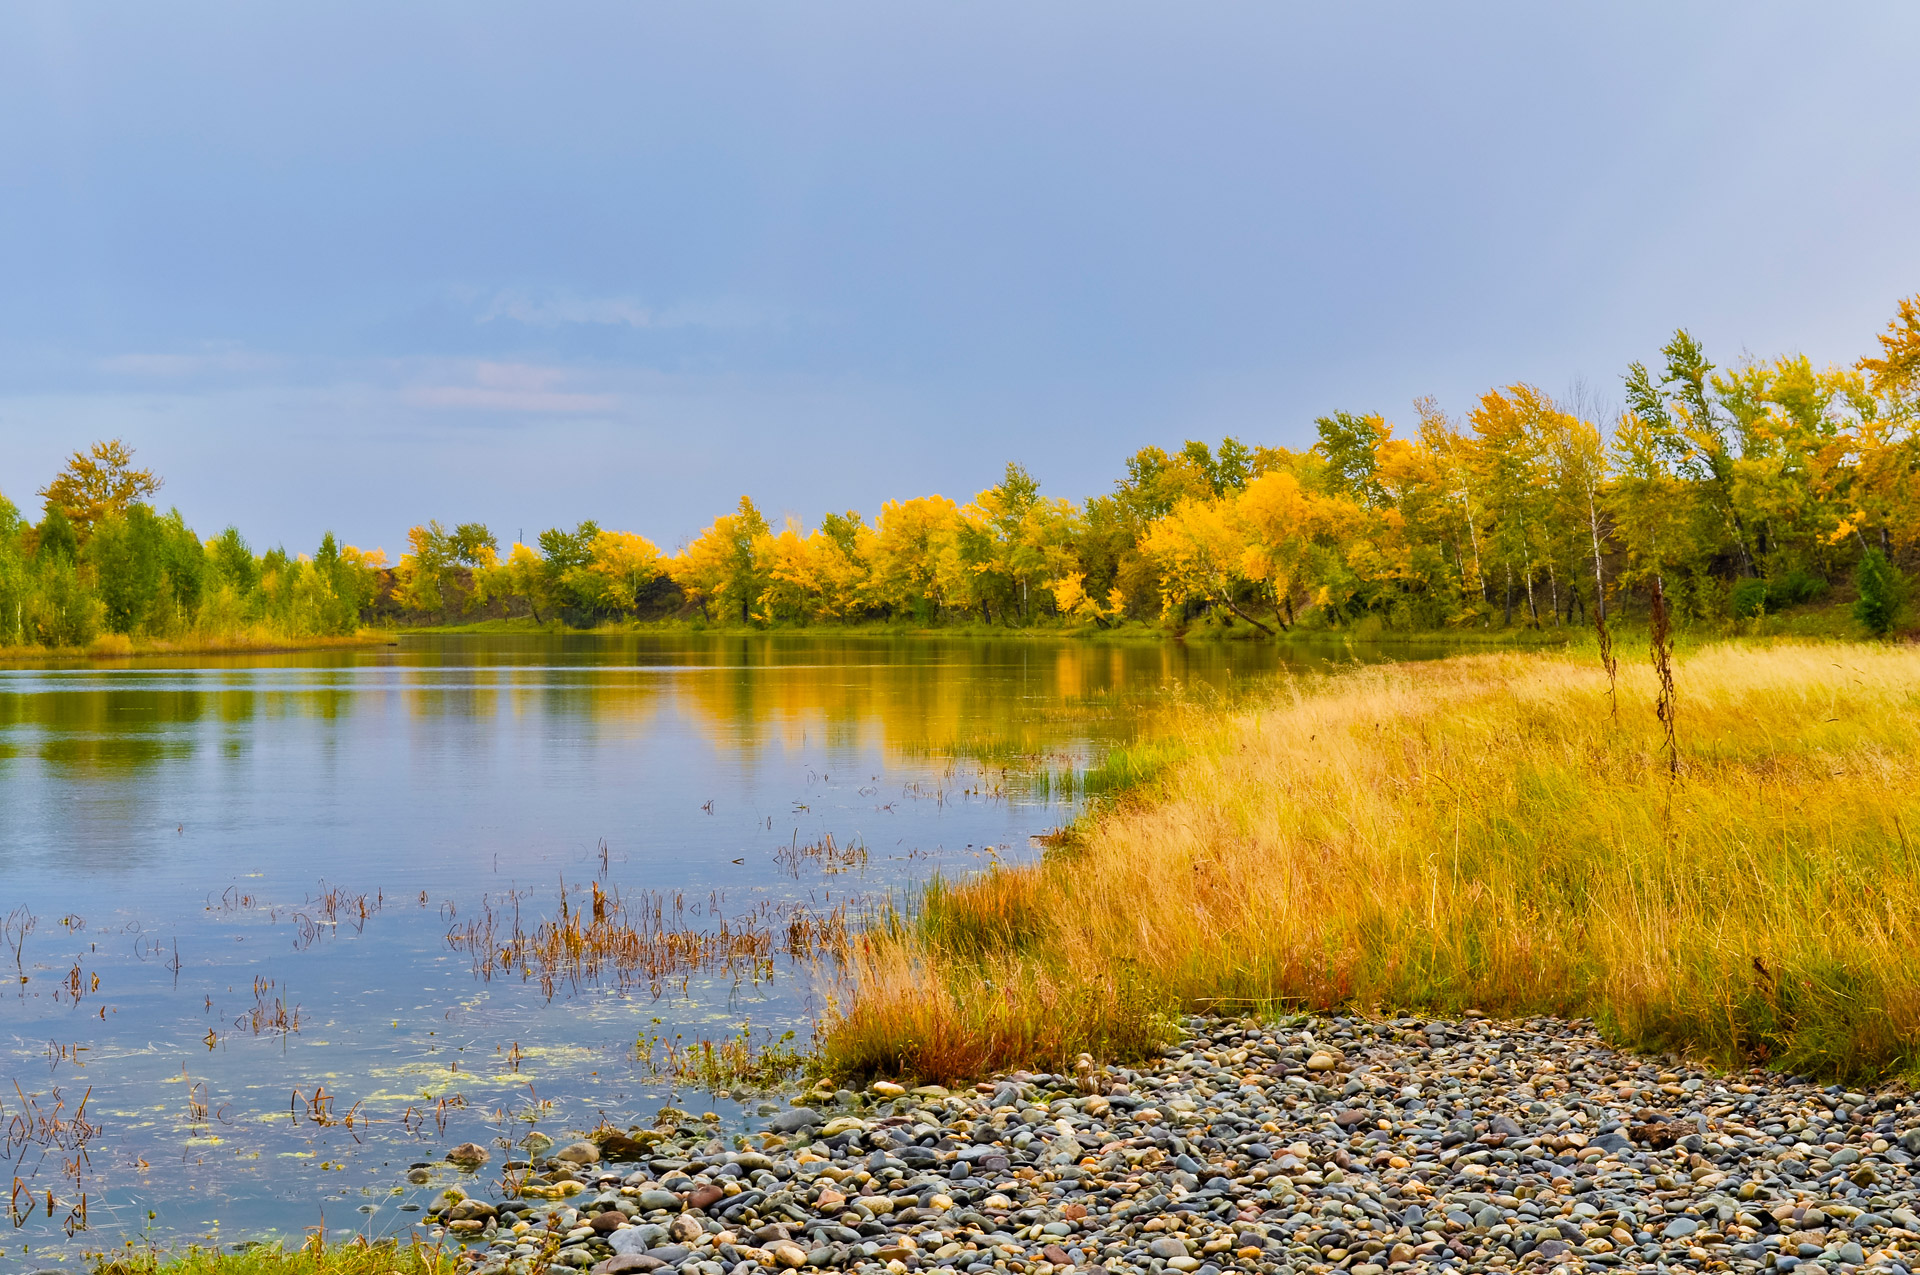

[0,632,1398,1262]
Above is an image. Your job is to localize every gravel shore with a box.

[421,1014,1920,1275]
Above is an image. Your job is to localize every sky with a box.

[3,2,1918,556]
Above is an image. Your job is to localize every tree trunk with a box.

[1584,480,1608,622]
[1218,594,1275,635]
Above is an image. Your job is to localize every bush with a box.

[1855,550,1905,637]
[1731,577,1769,618]
[1772,568,1828,607]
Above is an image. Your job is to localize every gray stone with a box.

[592,1258,666,1275]
[769,1107,824,1134]
[1662,1217,1699,1239]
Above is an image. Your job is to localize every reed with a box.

[821,642,1920,1085]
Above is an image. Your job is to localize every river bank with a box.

[395,1013,1920,1275]
[823,641,1920,1085]
[0,629,392,664]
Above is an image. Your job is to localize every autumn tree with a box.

[38,439,162,537]
[671,498,770,623]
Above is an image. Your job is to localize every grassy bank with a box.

[822,640,1920,1086]
[0,628,392,664]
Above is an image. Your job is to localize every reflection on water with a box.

[0,633,1397,1260]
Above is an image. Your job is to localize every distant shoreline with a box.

[0,629,394,665]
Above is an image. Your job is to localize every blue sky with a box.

[3,2,1917,556]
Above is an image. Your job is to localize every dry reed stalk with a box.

[1649,576,1677,780]
[1592,581,1618,721]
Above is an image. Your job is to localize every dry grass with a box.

[92,1236,456,1275]
[0,629,390,663]
[822,642,1920,1085]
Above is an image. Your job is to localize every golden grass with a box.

[92,1236,455,1275]
[0,628,390,663]
[821,641,1920,1085]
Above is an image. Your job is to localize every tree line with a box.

[2,296,1915,650]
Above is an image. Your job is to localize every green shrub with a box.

[1731,577,1769,618]
[1772,568,1828,607]
[1855,550,1904,637]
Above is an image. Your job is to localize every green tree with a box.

[450,523,499,566]
[537,520,604,614]
[1625,331,1757,578]
[1854,549,1904,636]
[157,510,208,624]
[36,504,79,563]
[0,492,24,645]
[1313,411,1390,507]
[212,526,259,593]
[85,505,167,633]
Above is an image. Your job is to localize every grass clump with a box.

[821,642,1920,1086]
[93,1237,455,1275]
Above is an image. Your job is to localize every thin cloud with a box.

[475,290,784,332]
[98,348,282,377]
[403,361,616,413]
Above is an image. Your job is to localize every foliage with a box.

[1854,549,1905,637]
[5,292,1917,649]
[38,438,161,535]
[0,448,381,651]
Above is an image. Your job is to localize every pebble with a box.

[416,1014,1920,1275]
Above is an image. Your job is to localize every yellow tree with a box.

[39,439,162,537]
[964,463,1082,624]
[755,521,839,623]
[1413,397,1491,618]
[1140,496,1272,632]
[863,496,964,618]
[585,530,664,614]
[1842,294,1920,553]
[393,522,454,616]
[811,514,873,620]
[671,497,770,623]
[1048,572,1124,625]
[1233,470,1360,628]
[1466,386,1561,626]
[474,542,546,619]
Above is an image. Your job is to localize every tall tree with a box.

[38,440,163,537]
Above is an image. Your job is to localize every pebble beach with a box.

[419,1015,1920,1275]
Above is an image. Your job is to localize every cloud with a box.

[97,347,281,377]
[401,361,617,413]
[475,290,784,332]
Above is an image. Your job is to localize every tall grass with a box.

[821,642,1920,1085]
[92,1235,455,1275]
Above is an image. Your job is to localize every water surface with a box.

[0,633,1396,1260]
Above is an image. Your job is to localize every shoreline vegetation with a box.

[0,628,393,663]
[4,297,1918,660]
[822,641,1920,1089]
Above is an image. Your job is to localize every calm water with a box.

[0,633,1390,1261]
